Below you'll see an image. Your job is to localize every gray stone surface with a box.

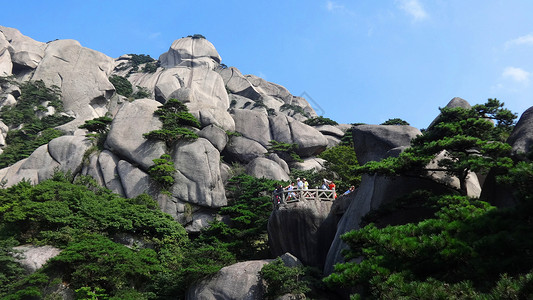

[117,160,155,199]
[0,31,12,76]
[270,115,328,157]
[31,39,114,126]
[13,245,61,273]
[98,150,125,196]
[224,136,268,164]
[246,157,290,181]
[314,124,345,138]
[507,106,533,158]
[193,108,235,131]
[232,108,271,147]
[0,26,45,70]
[105,99,166,170]
[198,124,229,151]
[186,260,269,300]
[218,66,261,100]
[171,138,227,208]
[159,37,221,69]
[352,125,421,165]
[268,199,336,269]
[290,157,326,172]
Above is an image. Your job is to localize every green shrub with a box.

[267,140,303,163]
[148,154,176,191]
[381,118,410,125]
[0,80,73,168]
[303,116,338,126]
[260,258,310,299]
[280,104,311,118]
[109,75,132,97]
[318,145,361,192]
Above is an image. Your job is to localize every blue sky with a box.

[3,1,533,128]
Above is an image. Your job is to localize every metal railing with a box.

[272,188,336,205]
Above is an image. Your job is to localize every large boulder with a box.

[170,138,227,208]
[105,99,166,170]
[31,39,115,127]
[13,245,61,273]
[186,260,269,300]
[0,26,45,70]
[507,106,533,159]
[231,108,271,147]
[116,160,155,199]
[159,36,221,69]
[352,125,421,164]
[0,136,91,187]
[268,200,336,269]
[246,157,290,181]
[0,31,12,76]
[223,136,267,164]
[198,124,228,152]
[270,115,328,157]
[218,66,261,100]
[428,97,472,128]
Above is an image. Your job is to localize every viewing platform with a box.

[272,189,336,205]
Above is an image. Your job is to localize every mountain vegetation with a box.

[324,99,533,299]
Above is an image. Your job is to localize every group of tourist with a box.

[273,178,342,204]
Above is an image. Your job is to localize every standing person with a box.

[321,179,329,190]
[285,182,296,200]
[296,177,304,189]
[328,180,337,199]
[273,184,283,204]
[303,178,309,190]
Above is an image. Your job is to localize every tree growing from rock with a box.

[144,98,200,147]
[358,99,517,195]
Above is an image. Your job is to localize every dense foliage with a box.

[260,258,310,299]
[381,118,410,125]
[358,99,517,195]
[109,75,133,97]
[0,80,73,168]
[318,144,361,192]
[267,140,303,163]
[144,98,200,147]
[324,99,533,299]
[0,173,191,298]
[303,116,338,126]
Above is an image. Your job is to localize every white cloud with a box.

[326,1,344,12]
[502,66,530,84]
[396,0,429,22]
[505,34,533,49]
[148,32,161,39]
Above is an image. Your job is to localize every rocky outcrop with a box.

[105,99,166,170]
[13,245,62,273]
[352,125,421,164]
[186,260,269,300]
[171,138,227,208]
[507,106,533,159]
[31,39,115,129]
[270,115,328,157]
[0,26,45,71]
[268,200,337,269]
[0,31,13,76]
[246,157,290,181]
[159,36,221,69]
[224,136,268,164]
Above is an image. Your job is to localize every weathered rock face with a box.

[31,39,115,129]
[270,115,328,157]
[0,31,13,76]
[186,260,269,300]
[232,108,271,147]
[507,106,533,159]
[246,157,290,181]
[352,125,421,164]
[0,26,45,71]
[0,136,92,187]
[224,136,268,164]
[428,97,472,128]
[13,245,62,274]
[218,66,262,100]
[159,36,221,69]
[105,99,167,170]
[171,138,227,208]
[268,200,336,269]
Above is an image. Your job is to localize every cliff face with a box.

[0,26,333,232]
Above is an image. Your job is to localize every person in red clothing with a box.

[328,181,337,199]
